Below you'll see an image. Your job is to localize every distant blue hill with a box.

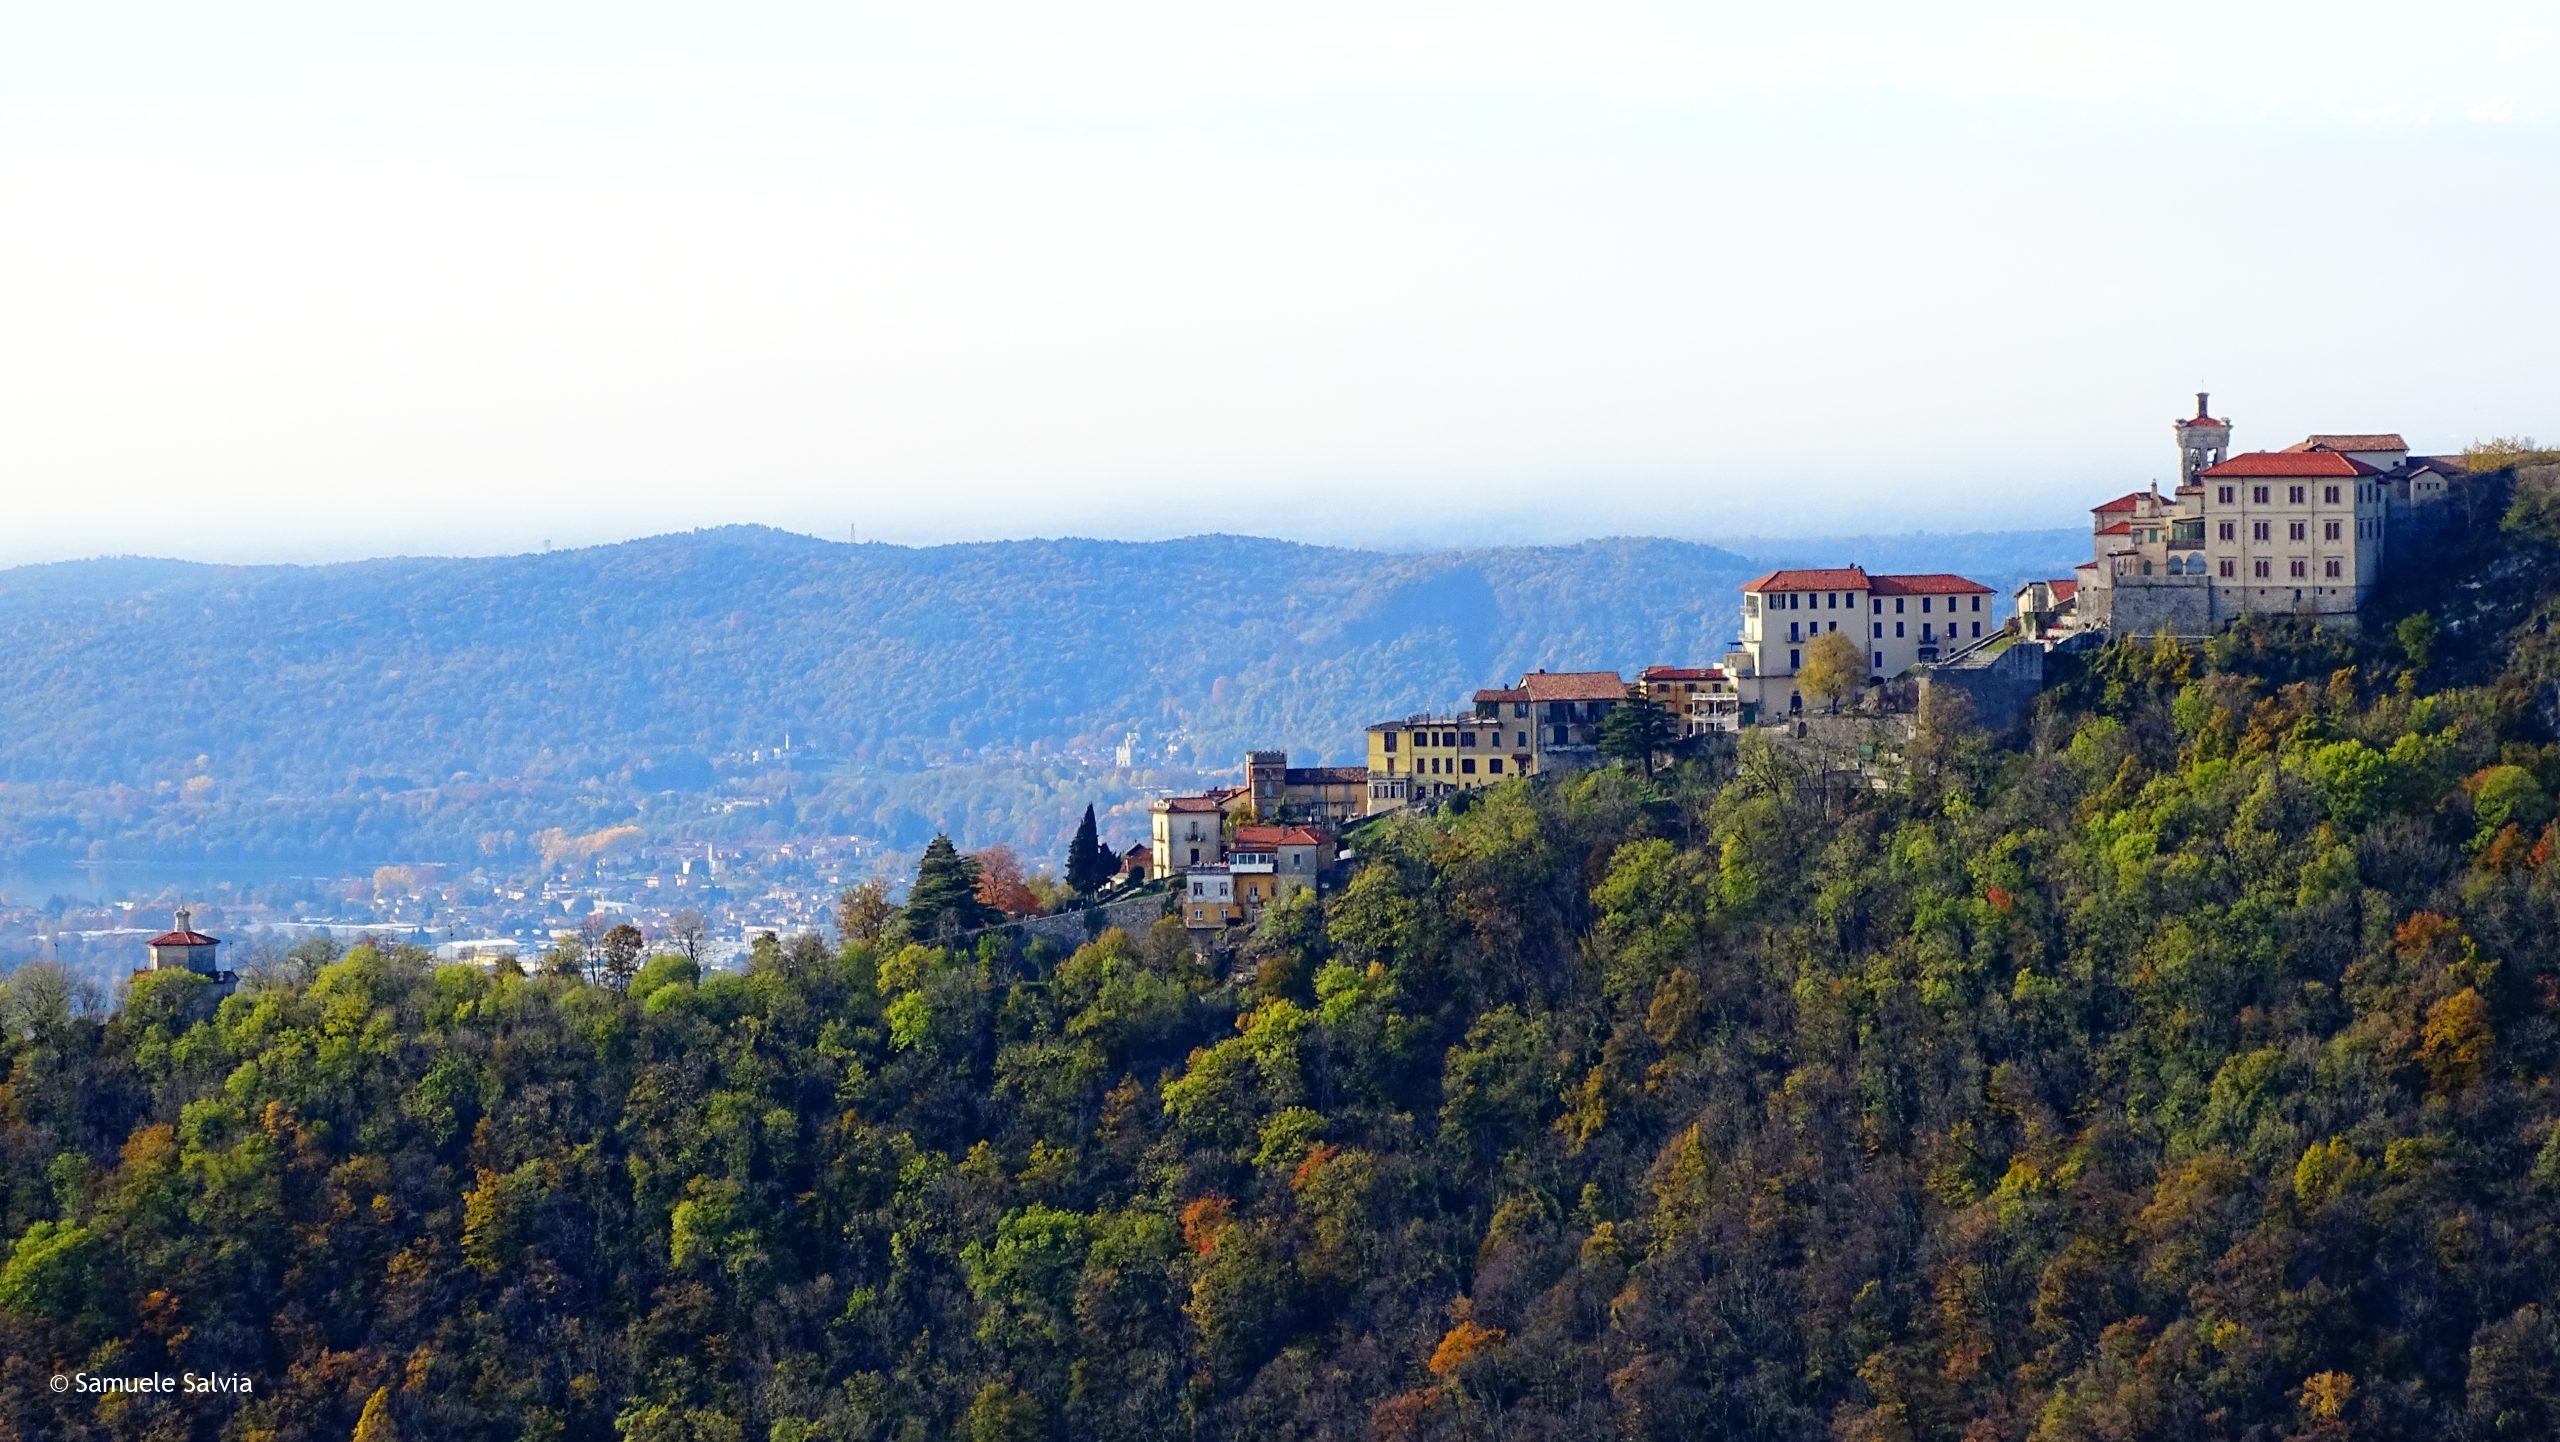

[0,525,2084,866]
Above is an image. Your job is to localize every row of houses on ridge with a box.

[1145,393,2475,926]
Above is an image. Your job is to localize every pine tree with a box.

[1595,687,1677,776]
[904,833,997,936]
[1065,804,1114,894]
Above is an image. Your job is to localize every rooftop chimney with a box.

[2195,391,2211,421]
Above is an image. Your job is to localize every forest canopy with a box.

[3,480,2558,1438]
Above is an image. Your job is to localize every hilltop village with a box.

[99,395,2482,981]
[1138,393,2476,935]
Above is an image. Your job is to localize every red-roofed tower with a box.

[2176,390,2231,486]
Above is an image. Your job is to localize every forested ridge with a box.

[10,480,2560,1439]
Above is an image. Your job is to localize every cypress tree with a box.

[1065,804,1113,893]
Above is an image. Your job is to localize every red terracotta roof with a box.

[2095,520,2131,536]
[1742,566,1869,592]
[2049,579,2078,601]
[1473,687,1527,704]
[2092,491,2148,514]
[1233,824,1330,848]
[1518,670,1629,702]
[2198,451,2382,479]
[1639,665,1724,681]
[149,929,220,947]
[1870,573,1994,596]
[2285,433,2407,453]
[2176,415,2228,429]
[1157,794,1225,813]
[2074,559,2099,572]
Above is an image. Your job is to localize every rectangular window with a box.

[1895,598,1905,613]
[1922,597,1933,613]
[1461,759,1476,775]
[1872,623,1882,638]
[2324,520,2341,541]
[2220,558,2234,578]
[2218,485,2234,504]
[1383,733,1397,751]
[2252,521,2270,541]
[1489,758,1504,774]
[2324,485,2340,504]
[1895,622,1904,637]
[1972,622,1982,637]
[2290,559,2307,578]
[2288,485,2305,504]
[1871,598,1882,613]
[2218,521,2235,540]
[2253,486,2269,504]
[2253,559,2270,578]
[1788,648,1800,669]
[1873,651,1883,668]
[2325,559,2341,578]
[2289,522,2306,541]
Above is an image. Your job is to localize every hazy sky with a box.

[5,2,2555,564]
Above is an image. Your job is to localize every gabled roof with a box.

[1473,687,1527,704]
[1742,566,1869,592]
[1517,670,1628,702]
[149,928,220,947]
[2199,450,2382,479]
[2049,578,2078,601]
[1639,665,1724,681]
[2286,433,2407,453]
[1156,794,1225,813]
[2398,455,2466,478]
[2092,491,2149,514]
[1870,573,1995,596]
[1233,824,1331,848]
[2176,414,2229,429]
[2096,520,2131,536]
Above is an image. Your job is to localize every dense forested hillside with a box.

[3,473,2559,1437]
[0,527,2077,867]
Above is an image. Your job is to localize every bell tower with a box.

[2174,391,2231,486]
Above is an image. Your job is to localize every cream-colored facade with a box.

[1733,567,1994,715]
[1148,794,1231,880]
[2195,452,2388,619]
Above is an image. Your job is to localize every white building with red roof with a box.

[1733,564,1995,715]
